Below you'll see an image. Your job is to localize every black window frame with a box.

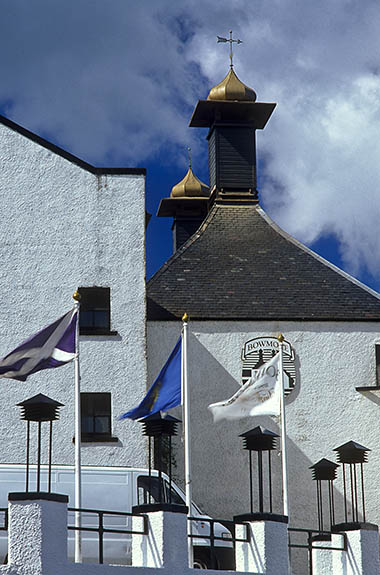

[80,392,118,443]
[376,345,380,386]
[78,286,117,336]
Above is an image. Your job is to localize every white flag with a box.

[208,353,281,422]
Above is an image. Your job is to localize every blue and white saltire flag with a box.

[0,308,78,381]
[120,337,182,420]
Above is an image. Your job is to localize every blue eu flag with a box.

[120,338,182,420]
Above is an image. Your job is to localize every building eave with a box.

[0,113,146,176]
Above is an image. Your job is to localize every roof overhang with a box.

[189,100,276,129]
[157,197,209,218]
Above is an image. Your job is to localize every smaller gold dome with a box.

[171,167,209,198]
[208,68,257,102]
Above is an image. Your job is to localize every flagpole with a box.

[73,291,82,563]
[182,313,193,567]
[278,333,289,518]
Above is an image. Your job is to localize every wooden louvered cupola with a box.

[189,66,276,204]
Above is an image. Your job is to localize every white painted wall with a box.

[4,495,290,575]
[235,519,289,574]
[147,320,380,532]
[0,122,147,468]
[5,495,378,575]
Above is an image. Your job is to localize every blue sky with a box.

[1,1,380,291]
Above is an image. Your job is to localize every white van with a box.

[0,464,234,569]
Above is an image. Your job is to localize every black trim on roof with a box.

[148,315,380,322]
[0,113,146,176]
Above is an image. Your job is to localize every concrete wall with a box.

[147,320,380,530]
[3,495,379,575]
[1,495,292,575]
[0,122,147,469]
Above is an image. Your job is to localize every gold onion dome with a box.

[170,166,209,198]
[207,67,257,102]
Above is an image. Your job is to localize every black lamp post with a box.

[139,412,180,505]
[239,426,279,515]
[333,440,370,525]
[17,393,64,493]
[309,458,339,532]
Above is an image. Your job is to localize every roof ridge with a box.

[0,113,146,176]
[257,206,380,302]
[148,203,220,285]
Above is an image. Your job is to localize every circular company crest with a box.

[241,337,296,395]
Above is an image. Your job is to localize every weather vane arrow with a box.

[217,30,242,68]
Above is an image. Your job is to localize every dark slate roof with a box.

[147,203,380,321]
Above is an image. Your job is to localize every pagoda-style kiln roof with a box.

[147,203,380,321]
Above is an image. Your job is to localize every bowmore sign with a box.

[241,336,296,394]
[243,337,292,359]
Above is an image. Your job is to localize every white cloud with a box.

[262,72,380,278]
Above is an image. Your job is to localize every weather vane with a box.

[217,30,242,68]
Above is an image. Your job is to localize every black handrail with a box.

[288,527,347,575]
[68,507,148,564]
[188,516,249,570]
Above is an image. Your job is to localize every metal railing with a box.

[188,516,249,570]
[288,527,347,575]
[68,507,148,564]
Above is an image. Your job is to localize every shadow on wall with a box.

[171,333,360,524]
[147,325,379,575]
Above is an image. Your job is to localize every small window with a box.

[78,287,112,335]
[80,392,117,442]
[376,345,380,385]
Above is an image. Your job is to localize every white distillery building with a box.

[0,114,147,469]
[2,56,380,558]
[146,65,380,534]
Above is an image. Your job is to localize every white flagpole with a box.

[278,334,289,518]
[182,313,193,567]
[73,291,82,562]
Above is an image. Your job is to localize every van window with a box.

[164,481,185,506]
[137,476,185,506]
[137,476,165,505]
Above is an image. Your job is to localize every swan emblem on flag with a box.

[147,379,163,412]
[258,389,272,402]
